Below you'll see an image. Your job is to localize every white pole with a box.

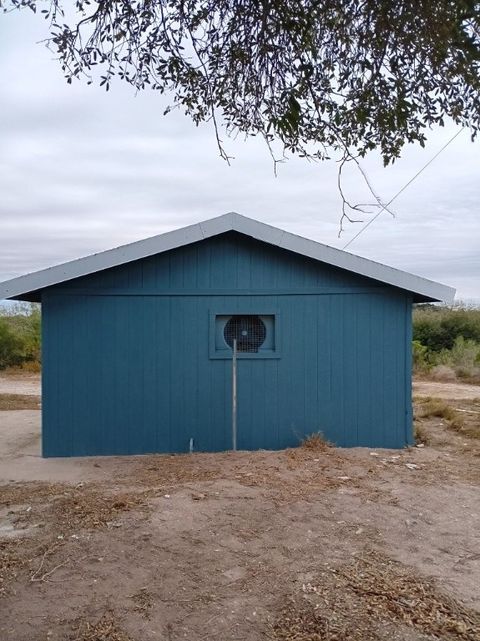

[232,338,237,451]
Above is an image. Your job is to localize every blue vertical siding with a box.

[42,232,413,456]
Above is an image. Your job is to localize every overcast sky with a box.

[1,9,479,302]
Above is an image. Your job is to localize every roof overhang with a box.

[0,212,455,303]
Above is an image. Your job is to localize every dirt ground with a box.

[0,375,479,641]
[0,373,41,396]
[413,380,480,400]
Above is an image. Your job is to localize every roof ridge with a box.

[0,213,455,303]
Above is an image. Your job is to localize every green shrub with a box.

[0,304,41,370]
[430,336,480,379]
[413,305,480,352]
[412,340,428,373]
[412,305,480,381]
[0,318,24,369]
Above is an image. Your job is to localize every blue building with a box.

[0,213,454,457]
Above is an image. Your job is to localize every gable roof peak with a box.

[0,212,455,303]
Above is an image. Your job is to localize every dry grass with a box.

[126,453,222,489]
[0,393,40,410]
[2,365,41,376]
[126,449,342,505]
[129,587,154,618]
[1,482,149,532]
[413,421,430,445]
[0,539,27,595]
[301,431,332,451]
[416,397,480,440]
[417,397,459,421]
[272,553,480,641]
[450,397,480,439]
[234,449,343,503]
[17,360,41,373]
[429,365,458,382]
[0,482,151,596]
[69,614,133,641]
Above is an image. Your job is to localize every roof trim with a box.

[0,212,455,303]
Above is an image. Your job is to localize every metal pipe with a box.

[232,338,237,451]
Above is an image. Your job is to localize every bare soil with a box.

[413,380,480,400]
[0,373,40,396]
[0,376,479,641]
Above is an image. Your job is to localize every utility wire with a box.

[342,128,464,250]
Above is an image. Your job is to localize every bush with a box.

[0,319,24,369]
[0,304,41,370]
[413,305,480,352]
[412,340,428,373]
[429,365,457,382]
[301,431,331,450]
[412,305,480,382]
[429,337,480,381]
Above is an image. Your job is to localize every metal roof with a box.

[0,212,455,303]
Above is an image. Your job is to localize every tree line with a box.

[413,304,480,382]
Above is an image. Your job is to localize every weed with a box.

[429,365,457,382]
[415,397,480,439]
[414,421,429,445]
[301,432,331,451]
[69,613,132,641]
[417,398,458,421]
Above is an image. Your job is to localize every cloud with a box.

[0,9,479,302]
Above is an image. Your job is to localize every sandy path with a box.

[0,374,41,395]
[0,410,120,483]
[413,380,480,399]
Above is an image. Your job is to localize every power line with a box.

[342,129,464,250]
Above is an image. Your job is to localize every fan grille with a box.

[224,315,266,353]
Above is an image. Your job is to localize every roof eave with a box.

[0,212,456,304]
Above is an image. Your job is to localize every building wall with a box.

[41,232,413,456]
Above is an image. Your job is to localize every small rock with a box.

[369,452,379,457]
[405,463,419,470]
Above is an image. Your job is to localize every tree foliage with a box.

[4,1,480,164]
[0,304,41,370]
[413,304,480,352]
[0,318,24,369]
